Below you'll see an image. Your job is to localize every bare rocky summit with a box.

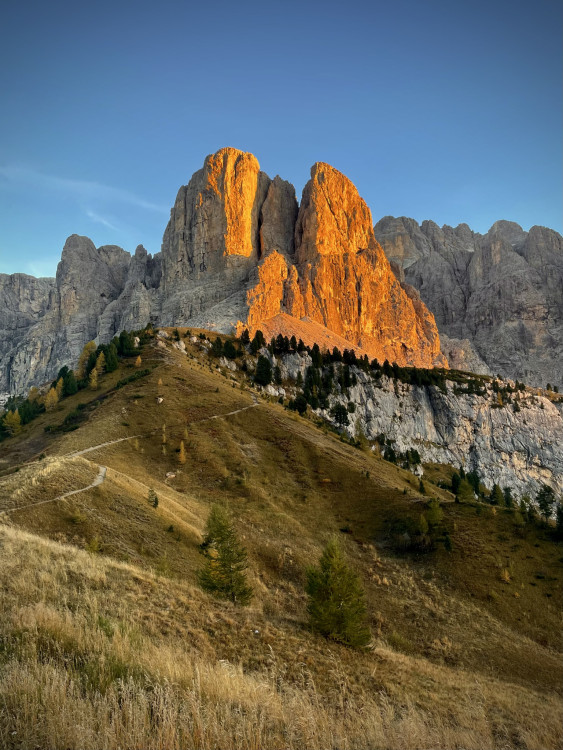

[374,216,563,389]
[1,149,561,397]
[0,148,443,395]
[244,162,445,367]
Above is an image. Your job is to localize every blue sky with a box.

[0,0,561,277]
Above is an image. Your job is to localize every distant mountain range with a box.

[374,216,563,389]
[1,147,561,396]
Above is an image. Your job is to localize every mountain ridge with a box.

[375,216,563,389]
[0,148,443,396]
[1,148,561,396]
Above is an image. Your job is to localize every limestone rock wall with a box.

[3,147,560,399]
[323,366,563,497]
[269,348,562,496]
[0,237,160,394]
[374,216,563,388]
[243,162,445,368]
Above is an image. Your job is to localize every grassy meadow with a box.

[0,331,561,749]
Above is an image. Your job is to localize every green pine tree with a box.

[305,537,371,649]
[254,355,272,386]
[249,330,265,354]
[223,340,237,359]
[105,343,119,373]
[490,484,504,506]
[211,337,224,357]
[503,486,514,508]
[63,369,78,396]
[198,506,253,605]
[536,484,556,523]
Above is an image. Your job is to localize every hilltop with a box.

[0,329,561,749]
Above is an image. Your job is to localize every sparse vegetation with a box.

[0,327,561,749]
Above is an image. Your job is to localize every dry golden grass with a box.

[0,333,561,749]
[0,524,561,750]
[0,456,99,514]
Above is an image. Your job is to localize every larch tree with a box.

[305,537,371,649]
[77,341,97,379]
[198,505,253,605]
[44,387,59,411]
[95,351,106,374]
[2,409,22,436]
[27,386,40,403]
[178,441,186,464]
[89,367,98,391]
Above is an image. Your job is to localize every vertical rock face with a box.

[161,148,269,284]
[375,217,563,388]
[0,237,160,395]
[0,273,55,396]
[158,147,271,328]
[1,149,445,394]
[243,162,444,367]
[259,176,298,259]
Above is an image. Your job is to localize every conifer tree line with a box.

[235,328,505,415]
[1,326,154,441]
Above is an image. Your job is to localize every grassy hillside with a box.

[0,331,561,749]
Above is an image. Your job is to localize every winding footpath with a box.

[2,394,259,515]
[2,466,107,514]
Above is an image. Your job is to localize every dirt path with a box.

[2,394,259,514]
[3,466,107,514]
[191,396,259,424]
[66,394,258,458]
[67,436,144,458]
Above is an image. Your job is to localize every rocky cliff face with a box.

[242,162,445,367]
[345,373,563,498]
[0,237,160,395]
[1,148,444,395]
[0,273,55,397]
[273,350,563,497]
[374,217,563,389]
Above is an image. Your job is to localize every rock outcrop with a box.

[243,162,445,367]
[374,216,563,389]
[0,273,55,397]
[0,236,161,395]
[272,349,563,497]
[1,148,446,396]
[341,368,563,498]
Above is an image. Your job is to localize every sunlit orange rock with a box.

[243,161,446,367]
[161,147,445,367]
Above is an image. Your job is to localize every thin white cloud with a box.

[24,258,58,278]
[86,209,120,232]
[0,165,168,214]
